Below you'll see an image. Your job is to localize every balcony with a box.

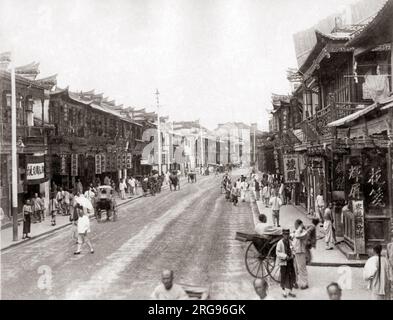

[0,123,52,146]
[301,102,364,142]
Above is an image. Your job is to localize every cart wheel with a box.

[245,242,269,279]
[266,242,280,283]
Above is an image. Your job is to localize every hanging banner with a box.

[95,154,102,174]
[71,154,78,177]
[60,154,67,176]
[126,152,132,169]
[122,152,127,169]
[117,153,122,170]
[283,154,300,183]
[101,153,107,173]
[26,155,45,182]
[352,200,366,254]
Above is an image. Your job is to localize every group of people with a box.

[222,174,249,206]
[118,176,138,199]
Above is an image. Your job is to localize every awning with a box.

[327,103,379,128]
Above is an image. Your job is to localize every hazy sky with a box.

[0,0,360,130]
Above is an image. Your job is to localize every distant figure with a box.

[151,270,188,300]
[49,194,59,226]
[262,185,270,207]
[22,199,32,239]
[269,190,282,227]
[315,191,325,223]
[323,204,335,250]
[104,175,111,186]
[76,179,84,195]
[119,178,127,200]
[326,282,342,300]
[253,278,273,300]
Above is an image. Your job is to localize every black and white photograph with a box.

[1,0,393,303]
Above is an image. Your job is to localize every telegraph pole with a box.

[155,89,162,175]
[200,121,204,170]
[11,64,18,241]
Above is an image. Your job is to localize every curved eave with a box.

[347,0,393,47]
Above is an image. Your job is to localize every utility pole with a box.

[11,64,18,241]
[200,121,204,169]
[155,89,162,175]
[253,125,257,171]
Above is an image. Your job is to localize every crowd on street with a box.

[218,170,393,300]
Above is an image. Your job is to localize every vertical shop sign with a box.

[71,154,78,177]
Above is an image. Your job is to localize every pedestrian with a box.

[323,203,335,250]
[119,178,127,200]
[276,229,296,298]
[315,191,325,224]
[74,208,94,255]
[253,278,273,300]
[363,244,392,300]
[293,219,309,290]
[240,179,248,202]
[32,193,43,223]
[70,203,81,243]
[305,218,320,264]
[49,193,59,226]
[22,199,32,239]
[326,282,342,300]
[151,270,188,300]
[76,179,84,195]
[231,183,239,206]
[262,184,270,208]
[254,178,260,201]
[63,188,70,216]
[269,190,282,227]
[56,187,64,215]
[279,182,285,205]
[104,175,111,186]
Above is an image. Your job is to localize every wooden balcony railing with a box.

[300,102,364,142]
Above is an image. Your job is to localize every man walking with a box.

[316,191,325,223]
[74,207,94,255]
[262,184,270,208]
[269,190,282,227]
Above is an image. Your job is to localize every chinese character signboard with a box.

[95,154,102,174]
[126,153,132,169]
[122,153,127,169]
[60,154,67,176]
[101,153,106,173]
[71,154,78,177]
[352,200,366,254]
[117,153,122,170]
[26,156,45,182]
[283,154,300,183]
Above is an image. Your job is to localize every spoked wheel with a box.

[266,242,280,283]
[245,242,269,279]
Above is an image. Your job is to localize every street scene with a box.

[1,0,393,301]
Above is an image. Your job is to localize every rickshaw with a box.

[235,231,282,282]
[95,185,117,222]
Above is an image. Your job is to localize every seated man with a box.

[151,270,188,300]
[255,214,282,236]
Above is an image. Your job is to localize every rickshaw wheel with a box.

[245,242,269,279]
[266,243,280,283]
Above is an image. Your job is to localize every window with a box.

[2,91,11,123]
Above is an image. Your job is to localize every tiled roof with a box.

[347,0,393,47]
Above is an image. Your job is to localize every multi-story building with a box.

[0,60,55,218]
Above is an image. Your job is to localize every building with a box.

[0,60,55,218]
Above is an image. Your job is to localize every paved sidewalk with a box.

[251,192,365,267]
[1,176,194,251]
